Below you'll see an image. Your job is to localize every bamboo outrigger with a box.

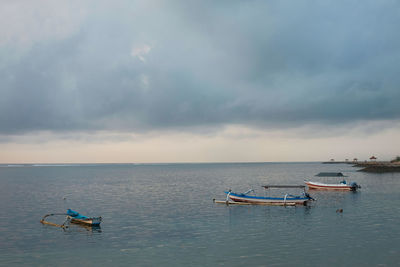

[40,213,69,228]
[213,199,296,206]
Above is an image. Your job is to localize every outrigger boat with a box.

[305,172,361,191]
[40,209,102,228]
[217,185,314,206]
[66,209,102,226]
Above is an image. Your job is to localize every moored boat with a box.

[66,209,102,226]
[40,209,102,228]
[305,172,361,191]
[224,185,314,206]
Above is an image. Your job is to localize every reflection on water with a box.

[40,223,102,234]
[0,163,399,266]
[63,224,102,234]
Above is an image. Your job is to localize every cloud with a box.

[2,123,400,163]
[131,44,152,62]
[0,0,87,48]
[1,0,400,137]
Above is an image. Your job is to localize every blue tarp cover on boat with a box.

[67,209,89,219]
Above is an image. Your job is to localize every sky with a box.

[1,0,400,163]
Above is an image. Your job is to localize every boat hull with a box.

[68,216,102,226]
[305,181,355,191]
[227,192,310,205]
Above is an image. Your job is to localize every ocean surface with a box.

[0,162,399,266]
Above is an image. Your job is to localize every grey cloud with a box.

[1,0,400,135]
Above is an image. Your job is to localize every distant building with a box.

[353,158,358,162]
[370,156,377,161]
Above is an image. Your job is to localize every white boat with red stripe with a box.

[305,172,361,191]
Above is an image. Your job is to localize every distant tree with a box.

[390,156,400,163]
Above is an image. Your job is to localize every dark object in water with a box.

[336,209,343,213]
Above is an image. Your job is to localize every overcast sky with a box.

[1,0,399,163]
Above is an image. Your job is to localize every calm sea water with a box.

[0,162,399,266]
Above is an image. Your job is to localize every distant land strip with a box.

[323,160,400,173]
[354,162,400,173]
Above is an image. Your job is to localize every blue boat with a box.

[66,209,102,226]
[40,209,102,228]
[225,185,314,205]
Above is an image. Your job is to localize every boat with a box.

[221,185,314,206]
[66,209,102,226]
[40,209,102,228]
[304,172,361,191]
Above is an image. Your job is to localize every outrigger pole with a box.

[262,185,315,201]
[40,213,69,228]
[262,185,306,188]
[262,185,308,194]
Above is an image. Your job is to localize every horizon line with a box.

[0,161,330,166]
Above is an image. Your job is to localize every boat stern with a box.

[350,182,361,191]
[91,217,102,226]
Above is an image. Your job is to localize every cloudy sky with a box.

[1,0,400,163]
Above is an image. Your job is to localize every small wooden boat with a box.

[223,185,314,206]
[305,172,361,191]
[40,209,102,228]
[66,209,102,226]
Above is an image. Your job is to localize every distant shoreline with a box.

[354,162,400,173]
[323,161,400,173]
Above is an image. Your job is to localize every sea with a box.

[0,162,399,266]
